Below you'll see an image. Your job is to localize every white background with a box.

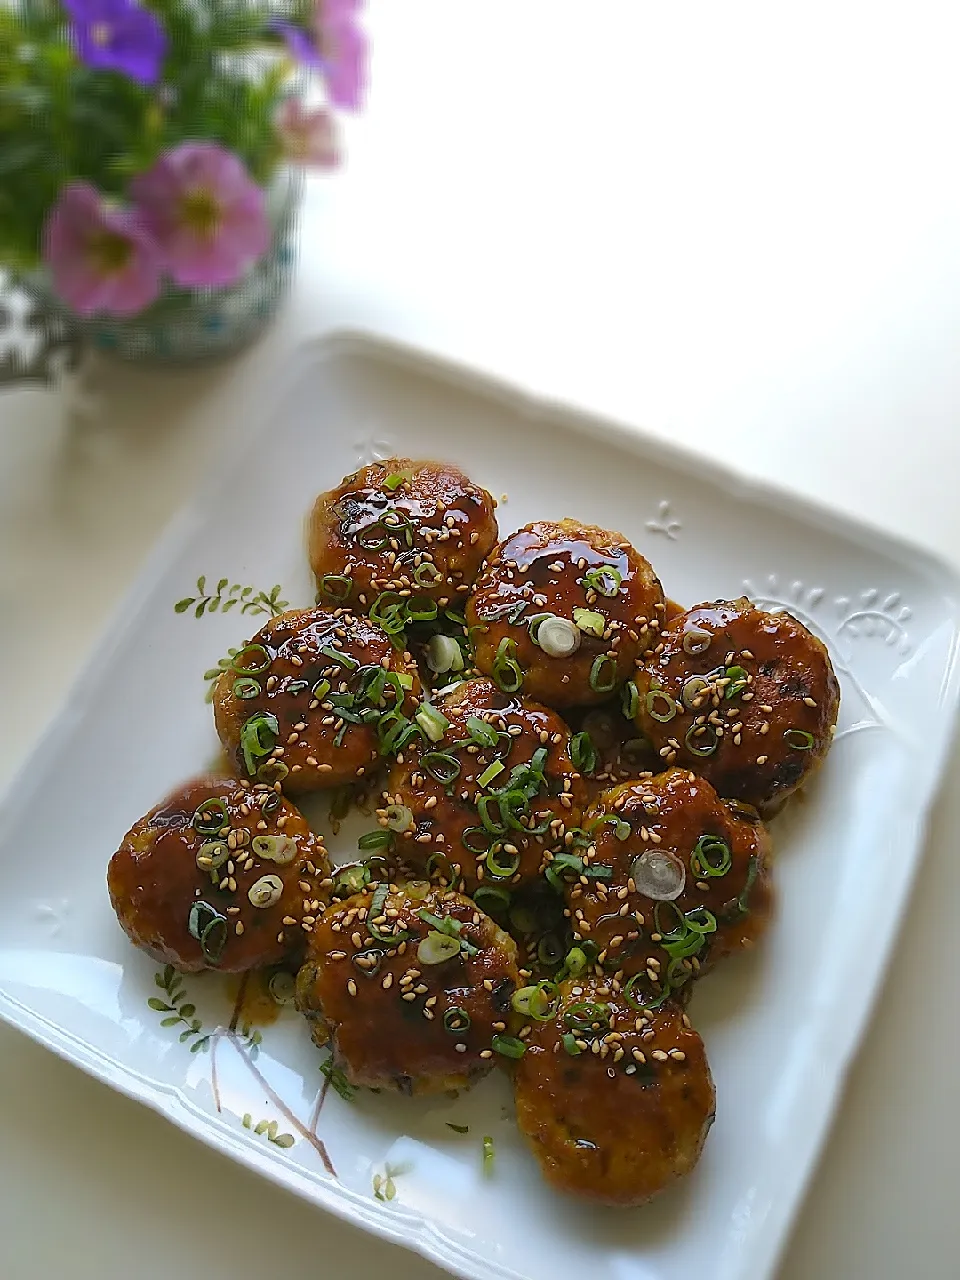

[2,2,960,1277]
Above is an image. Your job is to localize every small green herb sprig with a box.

[175,576,289,619]
[242,1113,295,1149]
[148,965,210,1053]
[372,1163,407,1201]
[237,1022,263,1060]
[320,1053,358,1102]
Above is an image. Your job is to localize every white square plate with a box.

[2,333,958,1280]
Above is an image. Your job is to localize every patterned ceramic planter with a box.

[0,170,302,379]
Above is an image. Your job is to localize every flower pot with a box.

[21,170,303,369]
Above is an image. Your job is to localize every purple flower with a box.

[275,0,367,111]
[275,99,339,169]
[42,182,162,317]
[314,0,367,111]
[64,0,167,87]
[131,143,270,288]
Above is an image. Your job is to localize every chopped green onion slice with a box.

[563,946,589,977]
[622,680,640,720]
[724,665,749,699]
[462,826,495,856]
[425,634,464,674]
[405,595,439,623]
[196,840,229,872]
[413,560,442,587]
[384,804,414,833]
[512,980,558,1021]
[563,1001,610,1033]
[562,1032,583,1055]
[231,644,271,675]
[367,883,412,945]
[645,689,678,722]
[319,574,352,601]
[232,676,261,700]
[574,608,606,638]
[653,899,686,940]
[335,864,370,895]
[721,852,760,920]
[251,835,297,865]
[311,678,331,701]
[425,852,461,886]
[583,565,622,597]
[682,627,712,656]
[482,1134,495,1173]
[358,829,392,851]
[681,675,709,710]
[492,637,524,693]
[477,794,509,834]
[691,834,732,878]
[784,728,816,750]
[473,886,511,917]
[491,1034,526,1059]
[588,653,617,693]
[319,644,359,671]
[477,760,505,788]
[485,846,522,879]
[369,591,407,635]
[257,759,289,784]
[443,1007,472,1034]
[415,702,450,742]
[466,716,499,748]
[684,907,718,934]
[192,797,229,835]
[570,731,598,775]
[537,615,581,657]
[417,930,462,965]
[632,848,686,901]
[187,900,228,963]
[684,723,720,757]
[623,973,671,1012]
[422,750,461,784]
[384,472,407,491]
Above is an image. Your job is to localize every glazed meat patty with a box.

[107,777,330,973]
[560,769,772,1000]
[382,678,587,897]
[295,885,521,1095]
[466,520,665,709]
[308,458,499,613]
[631,598,840,811]
[512,976,715,1205]
[213,607,421,793]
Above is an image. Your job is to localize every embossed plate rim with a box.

[1,329,959,1280]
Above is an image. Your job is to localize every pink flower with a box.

[314,0,367,111]
[42,182,162,317]
[131,143,270,289]
[275,100,340,169]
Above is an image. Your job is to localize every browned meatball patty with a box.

[466,520,665,709]
[308,458,498,612]
[295,885,520,1095]
[631,598,840,812]
[561,770,772,999]
[107,777,330,973]
[213,607,421,793]
[512,976,715,1205]
[382,678,588,897]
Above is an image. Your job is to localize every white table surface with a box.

[2,3,960,1277]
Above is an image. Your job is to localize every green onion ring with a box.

[645,689,678,722]
[231,644,271,675]
[492,637,524,693]
[589,653,618,694]
[784,728,816,750]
